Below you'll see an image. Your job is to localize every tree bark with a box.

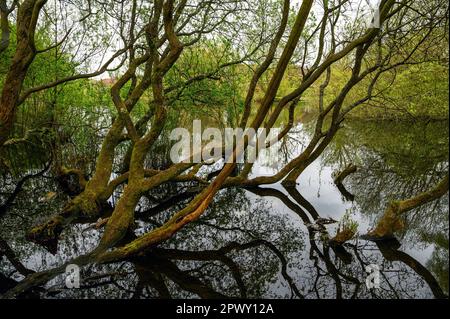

[0,0,47,146]
[363,174,449,240]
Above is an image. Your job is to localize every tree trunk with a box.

[0,0,47,146]
[363,174,449,240]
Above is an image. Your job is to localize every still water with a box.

[0,118,448,298]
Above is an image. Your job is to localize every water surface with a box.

[0,118,448,298]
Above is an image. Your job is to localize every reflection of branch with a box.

[152,238,304,298]
[284,186,321,220]
[246,187,312,224]
[133,267,170,299]
[246,186,346,298]
[376,239,447,299]
[258,240,304,299]
[0,160,51,217]
[136,187,200,220]
[45,271,131,296]
[333,164,357,201]
[136,254,227,299]
[195,220,258,239]
[347,243,382,299]
[336,182,355,202]
[0,236,34,276]
[255,185,365,298]
[212,255,247,298]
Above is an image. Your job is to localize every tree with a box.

[1,0,448,296]
[0,0,129,146]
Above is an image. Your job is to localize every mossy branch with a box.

[364,173,449,239]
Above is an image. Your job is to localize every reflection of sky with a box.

[247,123,446,295]
[240,187,438,298]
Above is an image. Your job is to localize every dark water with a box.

[0,119,448,299]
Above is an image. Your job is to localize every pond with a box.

[0,118,448,299]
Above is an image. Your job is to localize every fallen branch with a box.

[362,174,449,240]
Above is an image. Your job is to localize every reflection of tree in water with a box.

[0,172,447,298]
[251,186,447,298]
[314,120,449,295]
[1,119,447,298]
[135,187,306,298]
[423,229,449,294]
[1,181,306,298]
[321,120,448,239]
